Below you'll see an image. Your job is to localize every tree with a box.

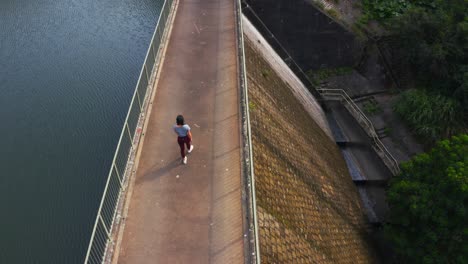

[389,0,468,95]
[385,134,468,263]
[394,89,463,142]
[387,0,468,141]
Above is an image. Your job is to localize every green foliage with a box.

[361,0,437,21]
[383,126,392,136]
[390,0,468,131]
[249,101,257,110]
[351,22,367,41]
[362,0,411,21]
[356,14,370,27]
[307,67,353,81]
[394,89,463,142]
[385,134,468,263]
[314,1,325,10]
[390,1,468,93]
[326,8,340,19]
[363,100,382,115]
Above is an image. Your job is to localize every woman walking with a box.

[173,115,194,164]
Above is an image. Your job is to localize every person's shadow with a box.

[136,158,181,184]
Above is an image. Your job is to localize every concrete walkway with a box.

[117,0,244,263]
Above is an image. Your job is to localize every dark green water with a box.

[0,0,163,262]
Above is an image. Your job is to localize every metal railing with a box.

[318,88,401,175]
[317,89,376,136]
[83,0,174,263]
[235,1,261,263]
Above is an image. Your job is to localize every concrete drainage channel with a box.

[326,110,384,224]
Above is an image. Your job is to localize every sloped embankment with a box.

[246,40,378,263]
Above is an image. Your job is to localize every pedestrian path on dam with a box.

[115,0,245,263]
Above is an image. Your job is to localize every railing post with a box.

[126,122,133,143]
[99,215,111,239]
[162,4,167,23]
[152,43,157,61]
[136,90,143,111]
[113,163,123,187]
[157,27,162,50]
[144,64,150,87]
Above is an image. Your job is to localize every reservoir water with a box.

[0,0,163,262]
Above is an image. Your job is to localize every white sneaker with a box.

[188,145,194,153]
[183,156,187,164]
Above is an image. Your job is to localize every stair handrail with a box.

[318,88,400,175]
[317,88,376,136]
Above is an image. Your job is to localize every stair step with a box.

[353,179,387,187]
[376,127,389,139]
[353,95,375,103]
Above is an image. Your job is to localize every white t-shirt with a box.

[173,124,190,137]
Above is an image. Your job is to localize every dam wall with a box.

[245,32,379,263]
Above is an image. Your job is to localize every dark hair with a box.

[176,115,184,125]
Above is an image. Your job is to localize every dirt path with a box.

[116,0,244,263]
